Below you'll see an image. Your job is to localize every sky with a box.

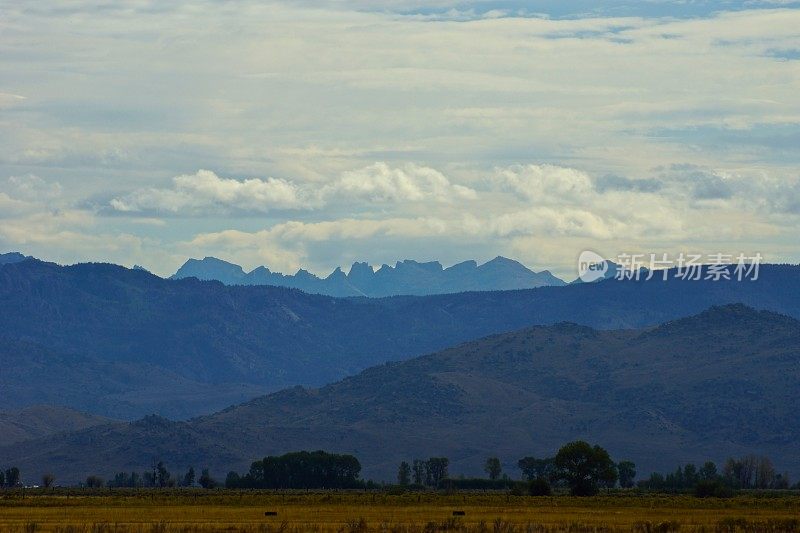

[1,0,799,279]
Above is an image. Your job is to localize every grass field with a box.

[1,490,799,532]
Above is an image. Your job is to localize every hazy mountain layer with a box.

[1,258,800,418]
[3,305,798,484]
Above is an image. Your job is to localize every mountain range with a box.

[171,256,566,296]
[2,257,800,419]
[3,305,798,484]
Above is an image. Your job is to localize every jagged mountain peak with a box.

[446,259,478,272]
[294,268,318,280]
[483,255,520,266]
[172,256,246,284]
[171,256,566,296]
[394,259,444,272]
[325,267,346,279]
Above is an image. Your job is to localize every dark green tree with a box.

[694,479,734,498]
[517,457,555,481]
[412,460,425,485]
[225,471,241,488]
[528,477,552,496]
[5,467,20,487]
[111,472,130,487]
[199,468,216,489]
[183,466,196,487]
[617,461,636,488]
[683,464,699,486]
[240,451,361,489]
[85,475,104,488]
[397,461,411,486]
[156,461,171,487]
[484,457,502,480]
[554,441,617,496]
[640,472,666,490]
[425,457,449,487]
[42,473,55,488]
[699,461,718,481]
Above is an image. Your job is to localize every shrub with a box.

[529,477,552,496]
[694,479,734,498]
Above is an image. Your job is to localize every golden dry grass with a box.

[0,490,798,532]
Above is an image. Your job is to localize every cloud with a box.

[490,164,594,203]
[0,92,26,108]
[654,164,734,201]
[109,170,309,214]
[594,174,662,193]
[322,163,477,203]
[0,175,64,217]
[0,193,33,218]
[7,174,63,201]
[109,164,477,215]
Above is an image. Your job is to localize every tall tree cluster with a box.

[107,463,207,488]
[1,467,21,488]
[517,443,631,496]
[226,450,362,489]
[398,457,450,487]
[639,454,790,493]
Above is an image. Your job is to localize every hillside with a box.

[172,256,566,296]
[3,305,799,484]
[0,337,268,419]
[1,258,800,417]
[0,405,114,447]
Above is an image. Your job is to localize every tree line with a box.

[6,444,798,493]
[396,443,797,497]
[94,462,217,489]
[392,442,626,496]
[638,455,792,497]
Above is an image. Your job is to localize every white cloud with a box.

[491,164,594,203]
[7,174,63,201]
[0,92,26,109]
[109,164,477,215]
[322,162,477,203]
[109,170,309,214]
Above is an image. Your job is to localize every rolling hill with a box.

[0,405,114,448]
[0,337,268,420]
[1,258,800,418]
[3,305,799,484]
